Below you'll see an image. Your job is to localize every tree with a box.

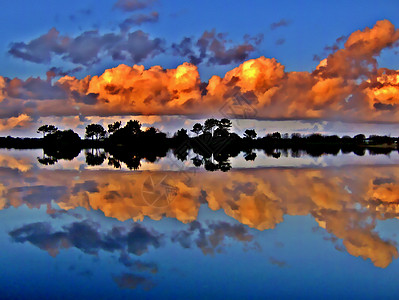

[219,118,232,131]
[354,134,365,143]
[291,133,302,140]
[37,125,58,137]
[145,127,157,136]
[203,118,219,136]
[214,118,232,137]
[108,121,121,134]
[271,132,281,139]
[85,150,106,166]
[192,156,203,167]
[174,128,189,140]
[125,120,142,135]
[191,123,203,136]
[85,124,106,140]
[244,129,257,140]
[214,127,229,138]
[244,152,257,161]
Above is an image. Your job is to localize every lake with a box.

[1,149,399,299]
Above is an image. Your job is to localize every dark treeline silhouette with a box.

[0,118,398,171]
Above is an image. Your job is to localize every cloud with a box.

[9,222,68,257]
[118,252,158,273]
[8,28,165,67]
[68,9,93,22]
[6,185,68,208]
[127,224,162,255]
[269,257,287,267]
[3,20,399,122]
[113,273,154,290]
[9,220,163,258]
[314,20,399,80]
[270,19,291,30]
[0,114,33,131]
[8,28,68,64]
[4,20,399,123]
[0,76,6,102]
[114,0,156,12]
[0,153,33,172]
[4,164,399,267]
[120,11,159,32]
[4,76,67,100]
[275,38,285,46]
[46,66,84,79]
[71,180,99,195]
[172,221,256,255]
[314,209,398,268]
[172,30,263,66]
[8,219,159,290]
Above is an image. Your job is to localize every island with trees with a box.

[0,118,398,171]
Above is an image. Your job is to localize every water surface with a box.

[1,150,399,299]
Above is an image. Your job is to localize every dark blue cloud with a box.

[172,30,263,66]
[113,273,154,290]
[120,11,159,32]
[270,19,291,30]
[9,220,164,257]
[8,28,165,67]
[114,0,157,12]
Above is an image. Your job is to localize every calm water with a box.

[1,149,399,299]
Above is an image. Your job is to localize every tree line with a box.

[0,118,398,171]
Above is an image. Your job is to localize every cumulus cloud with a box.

[46,66,84,79]
[114,0,156,12]
[4,76,67,100]
[6,185,68,208]
[172,221,256,254]
[9,219,159,289]
[0,153,33,172]
[314,209,398,268]
[9,220,163,257]
[3,20,399,122]
[0,114,33,132]
[314,20,399,80]
[3,163,399,267]
[172,30,263,66]
[0,76,6,102]
[8,28,68,64]
[8,28,165,67]
[120,11,159,32]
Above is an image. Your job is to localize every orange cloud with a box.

[2,164,399,267]
[58,62,204,116]
[0,76,5,102]
[0,114,32,132]
[0,153,33,172]
[60,21,399,121]
[315,209,398,268]
[2,20,399,122]
[363,69,399,111]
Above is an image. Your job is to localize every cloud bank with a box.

[2,162,399,267]
[1,20,399,129]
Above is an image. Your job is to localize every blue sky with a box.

[1,0,399,80]
[1,0,399,135]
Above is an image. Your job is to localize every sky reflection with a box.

[2,151,399,298]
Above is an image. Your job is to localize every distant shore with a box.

[1,118,398,171]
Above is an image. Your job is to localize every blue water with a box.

[1,151,399,299]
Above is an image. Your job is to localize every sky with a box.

[1,0,399,136]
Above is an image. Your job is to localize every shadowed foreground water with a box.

[1,150,399,299]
